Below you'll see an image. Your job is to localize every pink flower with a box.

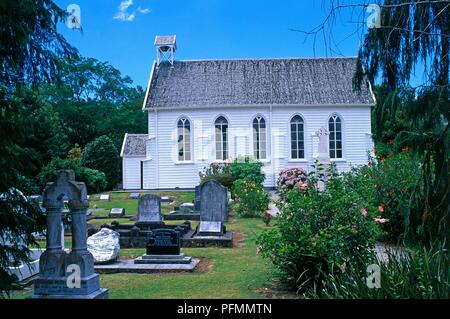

[374,217,389,224]
[378,205,384,212]
[360,208,368,217]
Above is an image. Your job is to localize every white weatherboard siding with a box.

[142,105,372,189]
[122,156,144,189]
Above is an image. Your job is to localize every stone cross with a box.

[315,127,331,163]
[30,170,108,299]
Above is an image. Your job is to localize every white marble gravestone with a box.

[109,208,125,218]
[137,194,162,223]
[100,194,110,201]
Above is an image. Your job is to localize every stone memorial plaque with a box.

[109,208,124,217]
[137,194,162,223]
[129,193,140,199]
[161,196,173,203]
[100,194,110,201]
[179,202,194,213]
[198,221,222,235]
[146,229,180,255]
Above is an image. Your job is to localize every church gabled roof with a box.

[143,57,375,109]
[120,133,147,157]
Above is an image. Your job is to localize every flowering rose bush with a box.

[232,179,270,218]
[277,168,309,197]
[257,168,382,294]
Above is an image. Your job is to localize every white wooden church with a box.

[121,35,375,190]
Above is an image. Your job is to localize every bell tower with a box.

[154,35,177,66]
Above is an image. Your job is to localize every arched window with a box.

[215,116,228,160]
[290,115,304,159]
[328,115,342,159]
[177,117,191,161]
[253,116,267,160]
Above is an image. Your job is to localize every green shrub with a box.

[38,158,107,194]
[199,162,234,188]
[81,135,120,189]
[229,156,265,185]
[200,174,235,189]
[257,167,381,293]
[232,179,269,218]
[314,241,449,299]
[343,152,420,243]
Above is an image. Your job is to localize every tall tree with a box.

[0,0,77,296]
[293,0,449,245]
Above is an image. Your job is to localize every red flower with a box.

[378,205,384,212]
[380,156,386,161]
[387,151,393,157]
[389,138,394,145]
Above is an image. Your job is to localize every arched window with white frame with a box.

[328,114,342,159]
[253,116,267,160]
[215,116,228,160]
[177,117,191,161]
[290,115,305,159]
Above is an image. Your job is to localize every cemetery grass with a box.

[100,216,276,299]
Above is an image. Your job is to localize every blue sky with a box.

[56,0,369,87]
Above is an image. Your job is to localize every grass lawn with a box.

[14,192,285,299]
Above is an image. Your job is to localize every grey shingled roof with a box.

[121,134,147,156]
[144,57,374,109]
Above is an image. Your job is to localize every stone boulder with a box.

[87,228,120,264]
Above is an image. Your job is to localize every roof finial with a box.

[154,35,177,67]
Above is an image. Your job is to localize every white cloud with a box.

[137,6,151,14]
[119,0,133,11]
[114,1,150,22]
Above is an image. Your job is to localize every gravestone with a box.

[197,181,228,236]
[161,196,174,204]
[146,229,180,255]
[30,170,108,299]
[316,127,330,163]
[193,185,201,211]
[134,228,192,264]
[109,208,125,218]
[136,194,162,224]
[129,193,140,199]
[178,202,194,214]
[100,194,110,201]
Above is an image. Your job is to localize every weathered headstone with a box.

[30,170,108,299]
[200,180,228,222]
[100,194,110,201]
[193,185,201,211]
[136,194,162,224]
[129,193,140,199]
[178,202,194,214]
[161,196,174,204]
[109,208,125,218]
[197,181,228,236]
